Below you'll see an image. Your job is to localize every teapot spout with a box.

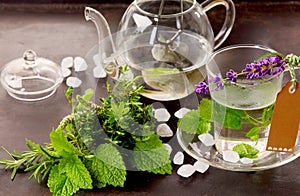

[84,7,116,53]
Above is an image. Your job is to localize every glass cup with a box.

[206,44,284,159]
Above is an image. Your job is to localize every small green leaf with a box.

[246,127,261,141]
[82,89,94,101]
[49,128,82,156]
[47,165,69,196]
[178,110,211,134]
[48,155,93,196]
[84,143,126,188]
[198,98,212,121]
[213,101,247,129]
[261,104,274,122]
[257,52,285,61]
[95,143,126,172]
[111,102,131,121]
[143,67,180,75]
[233,143,259,158]
[132,134,172,174]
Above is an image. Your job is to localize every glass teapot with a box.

[84,0,235,101]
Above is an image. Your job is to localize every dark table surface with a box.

[0,1,300,196]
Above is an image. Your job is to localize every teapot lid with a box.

[0,50,63,101]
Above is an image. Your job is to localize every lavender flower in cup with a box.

[196,54,288,94]
[195,82,209,94]
[207,73,225,91]
[226,69,238,82]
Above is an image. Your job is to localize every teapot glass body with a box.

[84,0,236,100]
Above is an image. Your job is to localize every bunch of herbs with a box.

[0,76,172,196]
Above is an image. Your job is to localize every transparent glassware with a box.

[206,45,283,159]
[177,45,300,171]
[0,50,63,101]
[84,0,236,100]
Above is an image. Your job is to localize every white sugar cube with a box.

[93,66,107,78]
[193,160,209,173]
[198,133,215,147]
[156,123,173,137]
[154,108,171,122]
[66,77,82,88]
[177,164,196,178]
[61,68,72,78]
[164,143,172,155]
[174,108,190,119]
[240,157,254,165]
[223,150,240,163]
[133,13,152,32]
[173,151,184,165]
[61,57,73,69]
[74,56,88,72]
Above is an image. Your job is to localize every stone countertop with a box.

[0,2,300,196]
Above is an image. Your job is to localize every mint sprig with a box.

[0,77,172,195]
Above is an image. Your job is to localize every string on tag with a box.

[285,54,299,94]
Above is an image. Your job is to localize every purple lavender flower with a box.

[194,55,286,94]
[271,64,285,75]
[208,73,224,91]
[269,56,282,64]
[269,56,286,75]
[214,81,225,91]
[226,69,238,82]
[242,56,285,80]
[242,63,258,80]
[208,73,222,83]
[195,82,209,94]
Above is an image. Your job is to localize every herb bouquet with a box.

[0,77,172,196]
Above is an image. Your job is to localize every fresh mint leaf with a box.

[261,104,274,122]
[47,165,70,196]
[92,143,126,188]
[49,128,82,156]
[178,109,211,134]
[47,154,93,196]
[84,144,127,189]
[111,101,131,121]
[82,89,94,101]
[213,101,247,129]
[198,98,212,121]
[132,134,172,174]
[143,67,180,75]
[246,127,261,141]
[233,143,259,158]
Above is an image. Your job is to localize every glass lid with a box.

[0,50,63,101]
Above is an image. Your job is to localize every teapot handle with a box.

[201,0,236,49]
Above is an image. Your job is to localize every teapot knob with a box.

[23,50,37,66]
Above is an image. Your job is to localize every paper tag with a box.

[266,82,300,153]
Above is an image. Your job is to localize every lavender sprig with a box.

[195,55,287,94]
